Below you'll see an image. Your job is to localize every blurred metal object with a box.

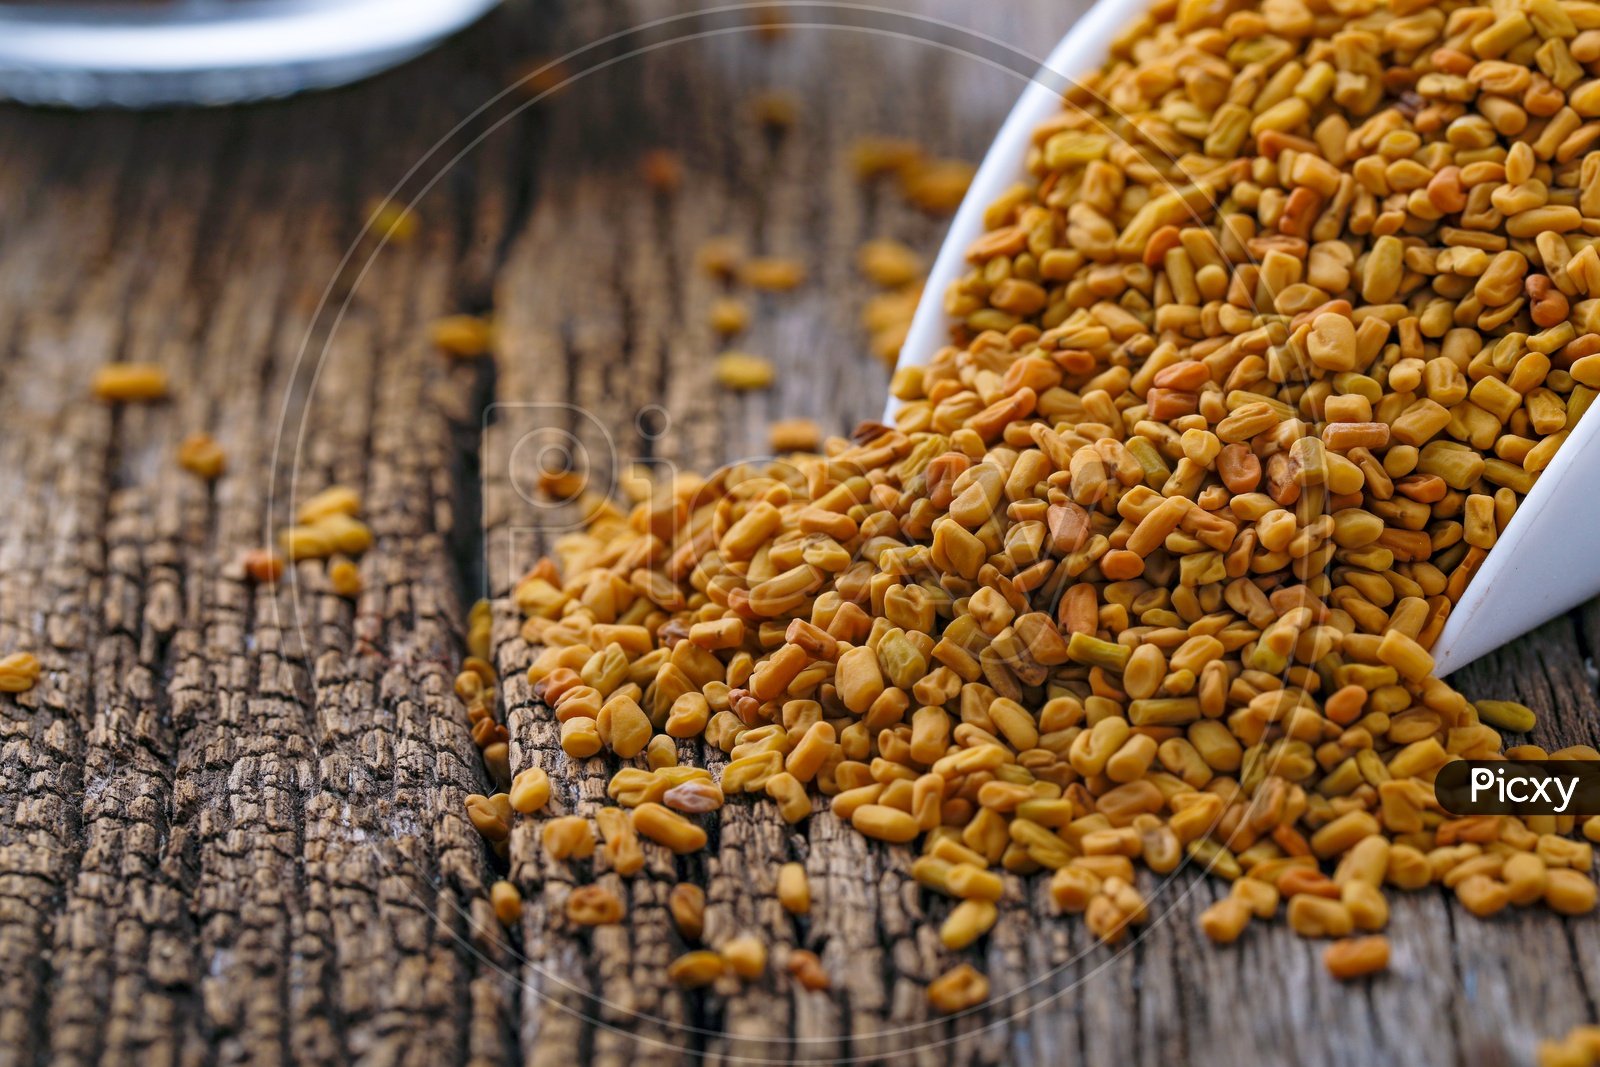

[0,0,502,108]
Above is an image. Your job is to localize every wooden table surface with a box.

[1,2,1598,1065]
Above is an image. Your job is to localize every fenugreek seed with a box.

[490,880,522,926]
[327,556,362,598]
[1324,936,1389,980]
[567,884,625,925]
[365,198,416,242]
[92,363,168,402]
[927,963,989,1013]
[787,949,831,990]
[940,899,998,950]
[429,314,493,357]
[768,417,822,453]
[640,149,683,193]
[708,297,750,336]
[668,950,725,988]
[0,652,42,694]
[1199,897,1252,944]
[509,767,551,814]
[542,815,594,860]
[778,861,811,914]
[242,549,284,585]
[722,935,768,979]
[901,158,974,215]
[669,883,706,940]
[177,432,226,479]
[1546,869,1599,915]
[1474,700,1536,733]
[739,257,806,290]
[858,239,923,288]
[465,793,511,842]
[633,802,707,854]
[714,352,776,390]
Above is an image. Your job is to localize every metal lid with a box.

[0,0,501,107]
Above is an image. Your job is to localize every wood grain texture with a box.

[0,2,1595,1065]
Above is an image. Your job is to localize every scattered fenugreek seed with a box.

[640,150,683,193]
[777,861,810,915]
[786,949,829,991]
[430,314,493,358]
[92,364,168,403]
[365,198,416,243]
[327,556,362,598]
[738,257,805,291]
[0,652,41,694]
[1324,936,1390,980]
[721,935,767,979]
[177,432,226,479]
[927,963,989,1013]
[566,884,625,925]
[668,950,725,988]
[668,883,706,941]
[709,296,751,336]
[490,880,522,926]
[857,238,923,288]
[768,417,822,453]
[714,352,776,390]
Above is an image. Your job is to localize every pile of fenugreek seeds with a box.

[459,0,1600,1015]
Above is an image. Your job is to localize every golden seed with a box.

[177,432,226,479]
[927,963,989,1013]
[668,950,725,988]
[721,935,768,979]
[566,884,625,925]
[768,417,822,453]
[777,861,810,914]
[857,238,923,288]
[327,556,362,598]
[640,150,683,193]
[738,257,806,291]
[366,198,416,243]
[92,364,168,403]
[709,296,751,336]
[490,880,522,926]
[430,314,493,357]
[714,352,776,390]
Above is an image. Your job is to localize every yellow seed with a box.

[940,899,998,949]
[542,815,594,860]
[566,884,625,925]
[429,314,493,357]
[668,950,725,988]
[633,801,708,854]
[92,364,168,402]
[509,767,551,814]
[327,556,362,598]
[669,883,706,940]
[778,861,811,914]
[857,238,923,288]
[709,297,751,336]
[739,257,806,290]
[927,963,989,1013]
[0,652,41,694]
[768,417,822,453]
[1324,936,1389,979]
[177,432,226,479]
[714,352,776,390]
[722,935,768,979]
[366,198,417,242]
[490,880,522,926]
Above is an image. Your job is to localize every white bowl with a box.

[0,0,501,107]
[887,0,1600,675]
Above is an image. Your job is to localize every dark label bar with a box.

[1435,761,1600,816]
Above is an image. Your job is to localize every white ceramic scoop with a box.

[887,0,1600,676]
